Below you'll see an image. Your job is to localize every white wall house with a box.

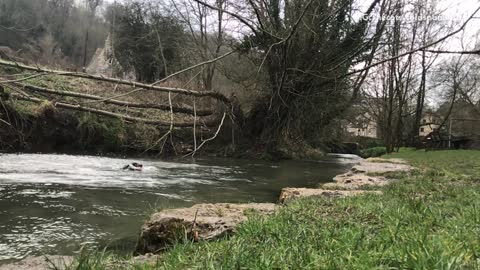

[419,112,440,137]
[346,114,378,138]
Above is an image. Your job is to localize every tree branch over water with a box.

[0,59,231,102]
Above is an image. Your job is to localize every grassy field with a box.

[66,149,480,269]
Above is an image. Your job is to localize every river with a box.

[0,153,360,263]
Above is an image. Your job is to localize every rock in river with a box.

[136,203,276,254]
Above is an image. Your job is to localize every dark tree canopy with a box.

[239,0,384,149]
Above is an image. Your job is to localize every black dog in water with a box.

[123,162,143,171]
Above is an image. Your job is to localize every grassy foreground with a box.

[66,149,480,269]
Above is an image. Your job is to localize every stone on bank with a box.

[136,203,276,254]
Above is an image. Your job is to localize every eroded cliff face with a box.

[86,34,134,80]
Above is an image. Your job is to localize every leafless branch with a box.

[344,5,480,78]
[0,59,230,102]
[422,49,480,55]
[157,50,235,84]
[192,0,262,37]
[0,118,11,126]
[186,112,226,157]
[0,73,47,84]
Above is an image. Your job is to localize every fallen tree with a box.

[14,83,213,116]
[0,59,231,102]
[0,53,234,155]
[10,93,216,127]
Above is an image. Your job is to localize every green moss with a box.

[76,114,127,152]
[28,74,73,91]
[9,100,39,118]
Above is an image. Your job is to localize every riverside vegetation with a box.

[55,149,480,269]
[0,66,201,155]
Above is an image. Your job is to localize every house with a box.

[419,112,440,137]
[346,113,378,138]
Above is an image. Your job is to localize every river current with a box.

[0,153,360,263]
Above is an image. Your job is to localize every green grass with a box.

[385,148,480,178]
[65,149,480,269]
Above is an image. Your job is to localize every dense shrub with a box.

[360,146,387,158]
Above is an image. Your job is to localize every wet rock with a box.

[279,188,382,203]
[136,203,276,254]
[0,256,73,270]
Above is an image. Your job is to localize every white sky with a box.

[102,0,480,49]
[439,0,480,49]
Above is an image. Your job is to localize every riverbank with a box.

[0,69,346,160]
[4,149,480,269]
[0,98,327,160]
[0,70,209,157]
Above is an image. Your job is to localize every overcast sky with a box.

[102,0,479,48]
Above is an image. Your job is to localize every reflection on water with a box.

[0,153,359,263]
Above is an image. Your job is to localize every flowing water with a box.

[0,153,360,263]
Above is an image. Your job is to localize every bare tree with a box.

[409,0,445,145]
